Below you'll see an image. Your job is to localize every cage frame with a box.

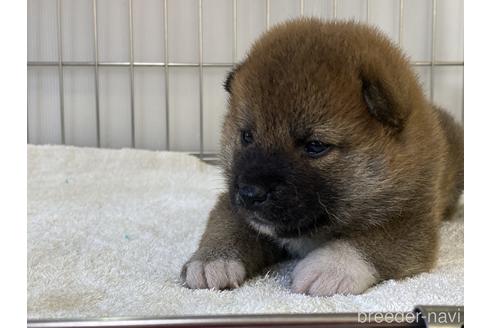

[27,0,464,160]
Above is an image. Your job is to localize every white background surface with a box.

[27,145,463,318]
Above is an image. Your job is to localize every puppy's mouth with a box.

[248,212,271,225]
[243,209,324,239]
[240,209,273,229]
[245,212,278,237]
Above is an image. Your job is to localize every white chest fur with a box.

[277,237,325,258]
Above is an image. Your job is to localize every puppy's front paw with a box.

[181,259,246,290]
[291,241,378,296]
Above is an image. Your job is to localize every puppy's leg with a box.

[182,193,281,290]
[292,219,438,296]
[291,240,378,296]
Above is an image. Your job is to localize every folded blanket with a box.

[27,145,463,319]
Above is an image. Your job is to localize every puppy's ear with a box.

[223,63,243,94]
[223,69,235,93]
[360,65,413,132]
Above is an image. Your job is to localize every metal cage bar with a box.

[461,69,464,123]
[198,0,204,158]
[27,61,464,68]
[27,313,420,328]
[164,0,170,150]
[128,0,136,148]
[399,0,404,46]
[92,0,101,147]
[25,306,465,328]
[56,0,65,144]
[233,0,237,63]
[430,0,437,102]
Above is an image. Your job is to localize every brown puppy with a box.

[181,19,463,296]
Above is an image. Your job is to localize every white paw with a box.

[182,259,246,290]
[291,241,378,296]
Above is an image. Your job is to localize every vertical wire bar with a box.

[366,0,370,23]
[128,0,136,148]
[92,0,101,147]
[399,0,404,46]
[27,112,30,143]
[198,0,204,158]
[430,0,437,102]
[56,0,65,144]
[461,70,464,123]
[266,0,270,29]
[164,0,170,150]
[233,0,237,63]
[300,0,304,16]
[332,0,337,19]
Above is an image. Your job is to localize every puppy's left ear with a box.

[223,63,243,94]
[360,64,414,132]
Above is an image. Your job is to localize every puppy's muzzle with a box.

[231,147,292,213]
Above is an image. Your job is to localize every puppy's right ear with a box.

[361,78,404,131]
[223,63,243,94]
[360,64,414,133]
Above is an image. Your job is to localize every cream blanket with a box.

[27,145,463,319]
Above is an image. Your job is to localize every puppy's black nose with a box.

[237,184,268,207]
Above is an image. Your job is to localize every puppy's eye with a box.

[304,140,330,158]
[241,130,254,145]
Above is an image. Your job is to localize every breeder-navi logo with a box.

[358,307,463,325]
[358,312,417,324]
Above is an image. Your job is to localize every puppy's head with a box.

[220,19,425,238]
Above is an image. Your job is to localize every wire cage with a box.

[27,0,464,160]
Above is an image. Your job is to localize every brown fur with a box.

[182,19,463,292]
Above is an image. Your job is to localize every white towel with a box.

[27,145,463,319]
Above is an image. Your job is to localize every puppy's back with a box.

[435,107,464,220]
